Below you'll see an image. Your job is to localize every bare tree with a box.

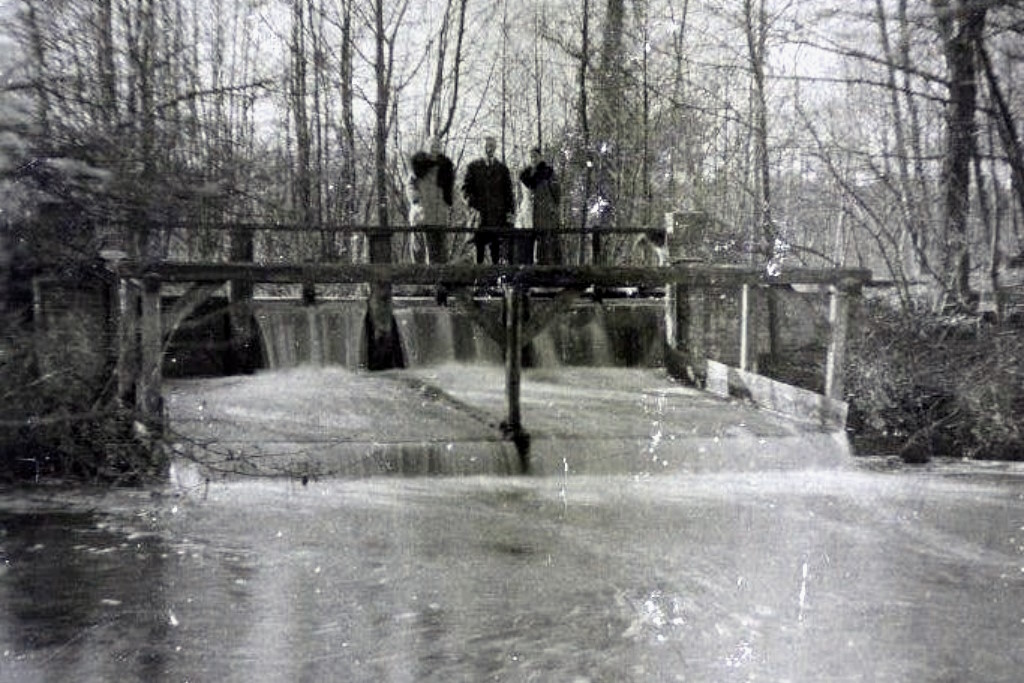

[743,0,775,263]
[932,0,988,308]
[578,0,592,260]
[977,36,1024,228]
[593,0,626,227]
[424,0,469,139]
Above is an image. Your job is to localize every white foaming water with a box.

[253,299,658,371]
[395,307,457,367]
[145,362,1024,679]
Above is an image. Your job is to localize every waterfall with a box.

[580,307,614,366]
[253,298,664,371]
[534,305,614,367]
[463,313,502,364]
[255,300,366,368]
[318,304,366,367]
[395,306,457,367]
[254,306,304,368]
[527,330,562,367]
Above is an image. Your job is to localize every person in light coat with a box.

[407,136,455,264]
[518,147,562,265]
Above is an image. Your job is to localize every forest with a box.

[1,0,1023,476]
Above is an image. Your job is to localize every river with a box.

[1,458,1023,682]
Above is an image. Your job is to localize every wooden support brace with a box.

[664,282,680,350]
[165,282,226,342]
[501,285,530,469]
[521,288,585,343]
[365,281,399,370]
[504,285,524,435]
[450,287,505,346]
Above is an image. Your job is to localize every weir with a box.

[249,298,663,371]
[101,214,871,474]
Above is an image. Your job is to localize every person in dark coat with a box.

[407,136,455,264]
[519,147,562,265]
[462,136,515,264]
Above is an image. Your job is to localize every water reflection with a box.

[1,463,1023,681]
[0,505,171,681]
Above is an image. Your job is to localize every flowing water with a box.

[2,459,1023,682]
[5,302,1022,681]
[250,299,663,370]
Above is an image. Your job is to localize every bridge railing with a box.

[99,218,673,269]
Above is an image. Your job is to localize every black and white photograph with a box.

[1,0,1023,680]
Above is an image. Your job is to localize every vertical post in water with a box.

[663,212,708,385]
[663,213,680,349]
[366,226,400,370]
[825,284,850,401]
[115,276,139,406]
[228,225,257,372]
[739,283,750,371]
[138,273,164,435]
[504,284,529,468]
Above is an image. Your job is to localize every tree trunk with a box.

[290,0,317,304]
[367,0,400,370]
[933,0,987,309]
[635,0,652,229]
[875,0,918,292]
[668,0,691,212]
[977,39,1024,230]
[291,0,313,227]
[744,0,772,259]
[338,0,360,262]
[743,0,780,357]
[96,0,117,128]
[577,0,592,264]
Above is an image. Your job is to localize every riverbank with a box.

[844,301,1024,463]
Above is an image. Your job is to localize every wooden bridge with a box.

[102,213,870,462]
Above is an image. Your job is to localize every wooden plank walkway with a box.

[124,261,871,290]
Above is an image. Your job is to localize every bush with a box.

[845,299,1024,461]
[0,308,156,483]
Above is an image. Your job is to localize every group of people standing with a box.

[405,135,561,266]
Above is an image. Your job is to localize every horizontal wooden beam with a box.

[125,261,872,290]
[109,221,667,237]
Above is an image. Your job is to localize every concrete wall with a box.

[32,275,110,398]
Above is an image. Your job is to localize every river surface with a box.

[2,459,1023,682]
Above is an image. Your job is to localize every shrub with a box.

[0,307,155,483]
[845,299,1024,461]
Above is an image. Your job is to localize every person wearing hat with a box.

[407,135,455,265]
